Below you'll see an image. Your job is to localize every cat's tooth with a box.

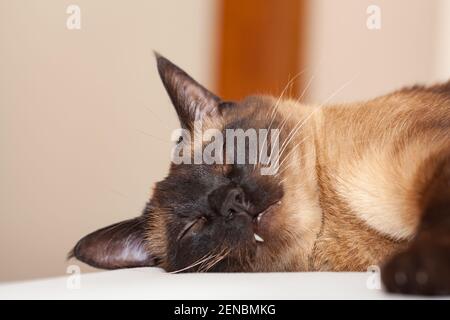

[254,233,264,243]
[257,214,262,223]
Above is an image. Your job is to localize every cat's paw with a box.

[381,241,450,296]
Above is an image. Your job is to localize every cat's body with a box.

[296,86,450,271]
[72,55,450,295]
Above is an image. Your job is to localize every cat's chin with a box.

[252,200,282,243]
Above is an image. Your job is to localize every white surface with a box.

[0,268,436,300]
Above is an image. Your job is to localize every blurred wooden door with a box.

[216,0,306,100]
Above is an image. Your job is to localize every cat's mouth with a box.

[252,200,282,243]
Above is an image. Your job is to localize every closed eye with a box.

[177,217,207,241]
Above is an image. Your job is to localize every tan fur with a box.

[274,85,450,271]
[146,205,170,269]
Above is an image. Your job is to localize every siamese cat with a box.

[71,54,450,296]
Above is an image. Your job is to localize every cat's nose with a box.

[220,187,247,220]
[208,185,250,219]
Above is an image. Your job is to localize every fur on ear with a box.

[69,216,156,269]
[155,52,221,129]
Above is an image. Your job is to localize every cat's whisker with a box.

[169,251,218,274]
[270,69,315,161]
[276,162,295,179]
[136,129,173,144]
[277,117,311,162]
[258,65,317,173]
[142,105,174,130]
[293,57,324,105]
[257,70,308,170]
[268,70,306,125]
[275,76,357,180]
[277,145,318,180]
[253,114,291,173]
[277,107,321,160]
[199,248,231,272]
[319,74,359,106]
[278,75,358,161]
[272,69,317,167]
[295,74,315,104]
[277,135,311,173]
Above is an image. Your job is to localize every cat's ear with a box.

[155,53,221,129]
[70,216,156,269]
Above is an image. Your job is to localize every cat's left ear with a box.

[155,53,221,129]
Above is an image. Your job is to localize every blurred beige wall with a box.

[435,0,450,81]
[0,0,217,282]
[305,0,448,104]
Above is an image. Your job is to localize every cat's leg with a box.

[382,156,450,295]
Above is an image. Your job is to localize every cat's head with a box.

[71,54,320,272]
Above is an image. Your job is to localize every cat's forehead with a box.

[189,95,279,146]
[220,95,277,128]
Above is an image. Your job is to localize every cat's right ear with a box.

[69,216,157,269]
[155,52,222,129]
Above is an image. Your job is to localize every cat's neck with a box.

[274,99,324,270]
[278,98,408,271]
